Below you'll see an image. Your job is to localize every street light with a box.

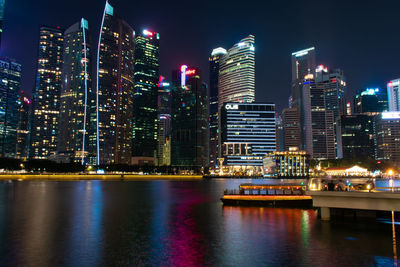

[388,169,394,192]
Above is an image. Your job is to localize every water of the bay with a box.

[0,179,398,266]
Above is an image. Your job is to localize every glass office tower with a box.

[218,35,255,110]
[209,47,227,169]
[171,66,209,171]
[0,57,21,158]
[58,18,92,164]
[30,26,64,159]
[96,1,135,165]
[132,30,160,164]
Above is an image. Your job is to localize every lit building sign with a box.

[211,47,227,56]
[361,88,379,96]
[388,80,400,87]
[304,74,314,80]
[225,104,239,110]
[143,29,153,36]
[105,1,114,16]
[292,47,315,57]
[185,69,196,75]
[316,65,328,73]
[180,65,187,88]
[382,112,400,119]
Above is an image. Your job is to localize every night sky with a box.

[2,0,400,112]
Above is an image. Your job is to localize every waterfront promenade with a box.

[0,174,203,181]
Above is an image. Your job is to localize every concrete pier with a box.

[308,191,400,220]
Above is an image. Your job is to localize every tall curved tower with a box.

[95,1,135,165]
[58,18,92,164]
[218,35,255,110]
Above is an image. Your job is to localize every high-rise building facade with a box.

[314,66,346,157]
[218,35,255,110]
[16,91,31,159]
[219,103,276,174]
[171,66,209,170]
[375,112,400,165]
[209,47,227,168]
[289,47,316,151]
[96,1,135,165]
[336,115,375,160]
[388,79,400,111]
[316,67,346,120]
[354,88,387,114]
[30,26,64,159]
[291,47,316,108]
[58,19,92,164]
[302,76,335,160]
[157,78,171,166]
[275,114,284,151]
[0,0,5,48]
[282,107,301,151]
[132,30,160,164]
[0,57,21,158]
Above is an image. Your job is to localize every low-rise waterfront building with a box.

[324,165,369,177]
[264,148,309,178]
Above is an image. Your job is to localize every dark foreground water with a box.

[0,179,398,266]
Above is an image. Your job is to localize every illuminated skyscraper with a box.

[96,1,135,165]
[209,47,227,168]
[219,103,276,175]
[16,91,31,159]
[171,66,209,170]
[58,19,92,164]
[388,79,400,111]
[282,107,301,150]
[132,30,160,164]
[0,0,5,49]
[157,77,171,166]
[30,26,64,159]
[375,112,400,164]
[302,75,335,160]
[316,67,346,120]
[354,87,387,114]
[0,57,21,158]
[218,35,255,110]
[286,47,316,151]
[337,115,375,160]
[291,47,316,82]
[291,47,316,108]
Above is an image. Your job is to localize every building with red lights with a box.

[131,29,160,165]
[171,66,209,171]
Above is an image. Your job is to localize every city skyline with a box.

[3,0,400,112]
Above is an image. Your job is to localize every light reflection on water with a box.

[0,179,398,266]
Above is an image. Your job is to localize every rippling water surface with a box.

[0,179,398,266]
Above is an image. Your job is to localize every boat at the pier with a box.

[221,183,312,207]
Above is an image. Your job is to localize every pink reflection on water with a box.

[161,188,209,266]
